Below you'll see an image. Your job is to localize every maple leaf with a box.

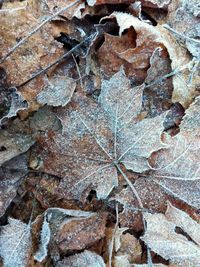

[56,250,106,267]
[32,69,166,203]
[0,217,31,267]
[142,202,200,266]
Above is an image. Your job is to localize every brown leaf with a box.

[0,130,34,166]
[0,1,63,110]
[156,0,200,107]
[34,208,106,262]
[33,69,166,201]
[0,154,28,217]
[57,212,107,252]
[142,202,200,266]
[56,250,106,267]
[45,0,85,19]
[98,12,165,83]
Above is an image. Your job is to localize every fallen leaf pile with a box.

[0,0,199,266]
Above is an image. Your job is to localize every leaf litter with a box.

[0,0,199,266]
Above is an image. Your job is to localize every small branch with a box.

[163,24,200,44]
[0,0,80,64]
[17,34,94,88]
[108,204,119,267]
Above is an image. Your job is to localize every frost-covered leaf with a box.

[34,69,166,201]
[0,154,28,217]
[142,203,200,266]
[0,87,27,125]
[34,208,106,262]
[0,218,31,267]
[34,215,51,262]
[156,0,200,107]
[0,131,34,166]
[150,97,200,208]
[56,250,106,267]
[37,76,76,107]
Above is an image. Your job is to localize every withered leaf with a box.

[56,250,106,267]
[0,218,31,267]
[35,69,166,201]
[36,76,76,107]
[150,97,200,208]
[0,88,27,125]
[0,130,34,166]
[35,208,106,262]
[98,12,165,83]
[0,154,28,218]
[142,202,200,266]
[0,1,63,110]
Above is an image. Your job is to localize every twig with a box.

[72,53,84,89]
[108,204,119,267]
[0,0,80,64]
[163,24,200,44]
[17,34,94,88]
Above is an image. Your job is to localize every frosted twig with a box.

[17,34,94,88]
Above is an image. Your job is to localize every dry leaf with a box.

[35,208,106,262]
[56,250,106,267]
[36,76,76,107]
[33,69,166,201]
[0,154,28,217]
[156,0,200,107]
[150,96,200,208]
[142,202,200,266]
[0,1,63,110]
[0,130,34,166]
[98,12,165,83]
[0,218,31,267]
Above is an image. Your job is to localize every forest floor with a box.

[0,0,199,266]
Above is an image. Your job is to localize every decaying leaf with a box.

[142,202,200,266]
[0,130,34,166]
[98,12,165,83]
[33,69,166,201]
[0,217,31,267]
[36,76,76,107]
[0,154,28,218]
[150,96,200,208]
[0,1,63,110]
[35,208,107,262]
[56,250,106,267]
[156,0,200,107]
